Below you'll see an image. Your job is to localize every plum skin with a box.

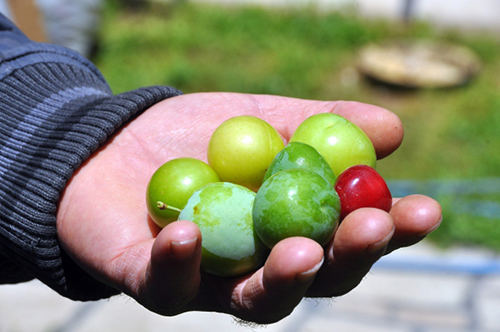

[263,142,337,186]
[146,158,220,228]
[207,116,285,192]
[253,168,340,249]
[179,182,269,277]
[334,165,392,220]
[290,113,377,177]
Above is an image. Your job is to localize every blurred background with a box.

[1,0,500,331]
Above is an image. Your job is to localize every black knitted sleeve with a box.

[0,19,182,300]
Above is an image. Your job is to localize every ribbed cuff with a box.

[0,61,182,300]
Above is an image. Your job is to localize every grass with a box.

[94,1,500,251]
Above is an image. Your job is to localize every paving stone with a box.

[345,269,472,309]
[476,276,500,332]
[289,315,407,332]
[295,271,471,331]
[2,240,500,332]
[0,280,82,332]
[394,305,469,330]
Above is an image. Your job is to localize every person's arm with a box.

[0,13,181,300]
[1,12,442,324]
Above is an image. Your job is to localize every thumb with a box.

[139,220,202,315]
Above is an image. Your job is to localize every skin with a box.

[56,93,442,324]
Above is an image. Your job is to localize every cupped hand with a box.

[56,92,442,324]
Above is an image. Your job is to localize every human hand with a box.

[56,92,442,324]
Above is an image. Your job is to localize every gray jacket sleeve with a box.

[0,13,182,300]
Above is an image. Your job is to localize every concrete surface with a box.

[1,240,500,332]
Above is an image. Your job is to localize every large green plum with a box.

[253,168,340,249]
[178,182,268,277]
[146,158,220,228]
[263,142,337,186]
[290,113,376,176]
[208,116,285,192]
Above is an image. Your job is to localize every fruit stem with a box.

[156,201,182,213]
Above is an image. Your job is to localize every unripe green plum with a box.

[146,158,220,228]
[179,182,268,277]
[263,142,336,186]
[290,113,376,176]
[208,116,285,192]
[253,168,340,249]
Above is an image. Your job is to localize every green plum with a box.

[208,116,285,192]
[253,168,340,249]
[146,158,220,228]
[179,182,268,277]
[290,113,376,176]
[263,142,336,186]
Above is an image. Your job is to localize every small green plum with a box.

[146,158,220,228]
[263,142,336,186]
[208,116,285,192]
[179,182,268,277]
[290,113,376,176]
[253,168,340,249]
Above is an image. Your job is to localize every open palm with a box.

[56,92,441,324]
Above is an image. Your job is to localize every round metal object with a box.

[357,41,481,88]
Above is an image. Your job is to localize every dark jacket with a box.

[0,13,181,300]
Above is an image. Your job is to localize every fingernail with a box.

[171,237,198,260]
[366,228,394,254]
[416,215,443,237]
[296,257,324,283]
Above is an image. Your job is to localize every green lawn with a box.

[94,1,500,251]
